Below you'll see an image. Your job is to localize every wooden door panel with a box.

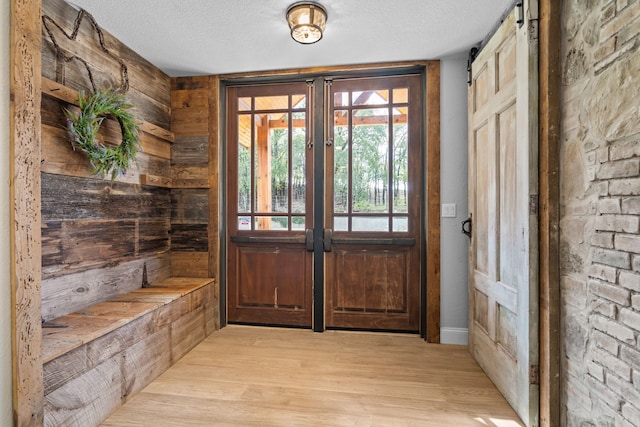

[473,121,495,276]
[230,244,311,326]
[499,102,519,286]
[326,246,418,330]
[332,249,407,312]
[236,247,307,308]
[468,2,539,425]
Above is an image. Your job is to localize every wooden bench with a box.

[42,277,218,427]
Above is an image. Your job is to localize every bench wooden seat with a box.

[42,277,218,427]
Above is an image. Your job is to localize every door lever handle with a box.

[305,229,314,251]
[323,228,333,252]
[462,216,472,239]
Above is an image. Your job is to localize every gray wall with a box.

[439,56,470,344]
[1,0,13,422]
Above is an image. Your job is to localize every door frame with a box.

[218,61,441,340]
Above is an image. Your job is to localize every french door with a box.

[226,73,422,332]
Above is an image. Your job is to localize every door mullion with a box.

[312,77,326,332]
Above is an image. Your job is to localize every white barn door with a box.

[467,2,539,425]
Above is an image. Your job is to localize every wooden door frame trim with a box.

[10,0,44,424]
[219,61,441,341]
[425,61,440,342]
[538,0,561,425]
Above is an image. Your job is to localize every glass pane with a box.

[333,110,349,213]
[393,217,408,232]
[292,113,306,213]
[291,216,305,230]
[254,114,270,212]
[352,217,389,232]
[238,119,251,213]
[334,92,349,107]
[238,97,251,111]
[352,90,389,106]
[334,216,348,231]
[269,114,289,213]
[256,216,288,230]
[393,88,408,104]
[292,94,306,109]
[352,109,389,214]
[238,215,251,230]
[254,95,288,110]
[393,123,409,213]
[238,114,252,149]
[393,106,408,119]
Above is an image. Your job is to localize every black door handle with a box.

[323,228,332,252]
[305,229,314,251]
[462,216,472,239]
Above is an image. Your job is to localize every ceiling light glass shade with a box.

[286,2,327,44]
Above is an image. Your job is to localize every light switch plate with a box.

[441,203,457,218]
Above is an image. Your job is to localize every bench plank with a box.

[42,277,214,363]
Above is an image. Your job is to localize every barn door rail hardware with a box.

[516,2,524,28]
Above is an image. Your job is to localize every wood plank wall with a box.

[40,0,172,321]
[170,76,213,278]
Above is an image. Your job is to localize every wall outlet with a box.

[441,203,457,218]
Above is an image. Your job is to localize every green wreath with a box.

[65,87,141,179]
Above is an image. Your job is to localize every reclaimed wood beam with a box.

[10,0,44,424]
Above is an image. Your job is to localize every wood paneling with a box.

[45,357,124,427]
[170,76,214,266]
[41,77,175,149]
[170,224,209,252]
[42,0,171,128]
[172,136,209,166]
[11,0,44,423]
[42,173,170,221]
[42,220,137,267]
[122,328,172,399]
[171,252,209,278]
[41,255,171,321]
[41,122,172,184]
[171,189,209,224]
[38,0,173,328]
[41,85,173,171]
[171,85,210,136]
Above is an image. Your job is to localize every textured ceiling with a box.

[69,0,514,77]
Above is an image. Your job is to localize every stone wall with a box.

[561,0,640,425]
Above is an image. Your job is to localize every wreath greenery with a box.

[65,87,141,179]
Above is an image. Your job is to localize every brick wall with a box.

[561,0,640,425]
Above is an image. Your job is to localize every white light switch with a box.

[441,203,457,218]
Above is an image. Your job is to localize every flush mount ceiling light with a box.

[286,2,328,44]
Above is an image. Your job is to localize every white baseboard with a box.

[440,327,468,345]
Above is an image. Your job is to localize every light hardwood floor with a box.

[101,325,523,426]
